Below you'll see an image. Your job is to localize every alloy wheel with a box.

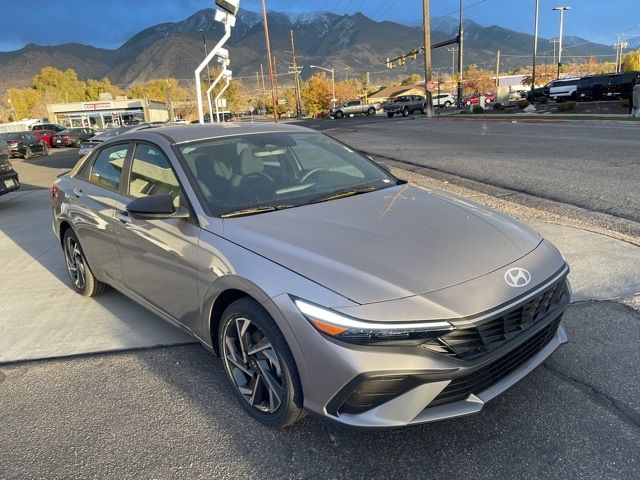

[222,317,284,414]
[64,236,86,290]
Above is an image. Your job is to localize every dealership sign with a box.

[82,101,114,111]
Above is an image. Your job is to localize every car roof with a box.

[115,122,314,145]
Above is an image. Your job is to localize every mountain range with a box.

[0,8,615,94]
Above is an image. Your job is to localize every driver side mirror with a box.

[126,194,190,220]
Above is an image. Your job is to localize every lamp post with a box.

[552,6,571,79]
[310,65,336,106]
[531,0,539,103]
[199,30,212,87]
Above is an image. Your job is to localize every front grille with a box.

[427,316,562,408]
[420,277,568,360]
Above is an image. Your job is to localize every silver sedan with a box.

[52,123,570,428]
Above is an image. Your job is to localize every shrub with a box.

[620,98,630,108]
[538,96,549,104]
[516,99,530,109]
[557,101,577,112]
[493,102,505,111]
[472,105,484,114]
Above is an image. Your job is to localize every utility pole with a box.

[553,6,571,79]
[261,0,278,123]
[290,29,302,119]
[447,47,457,76]
[495,50,500,88]
[531,0,539,102]
[457,0,464,108]
[422,0,434,118]
[256,72,261,93]
[344,67,351,81]
[551,39,558,67]
[260,63,266,91]
[273,55,280,114]
[165,79,174,120]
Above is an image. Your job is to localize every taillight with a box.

[51,185,59,198]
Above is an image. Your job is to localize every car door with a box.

[69,142,131,283]
[114,142,200,327]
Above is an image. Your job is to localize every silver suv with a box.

[52,123,570,429]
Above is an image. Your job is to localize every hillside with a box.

[0,8,614,93]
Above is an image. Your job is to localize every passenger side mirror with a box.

[126,194,190,220]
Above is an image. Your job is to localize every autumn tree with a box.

[463,65,495,95]
[32,67,87,102]
[6,88,41,120]
[301,72,332,114]
[334,79,361,103]
[622,49,640,72]
[400,74,422,86]
[85,78,123,100]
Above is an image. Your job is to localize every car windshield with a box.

[0,133,19,141]
[178,132,400,217]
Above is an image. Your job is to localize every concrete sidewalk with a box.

[1,185,639,364]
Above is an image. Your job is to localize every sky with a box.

[0,0,638,52]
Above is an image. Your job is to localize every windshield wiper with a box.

[221,204,295,218]
[311,186,378,205]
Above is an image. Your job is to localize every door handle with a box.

[72,188,83,198]
[115,210,131,224]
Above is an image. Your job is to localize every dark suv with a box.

[0,141,20,196]
[0,132,49,159]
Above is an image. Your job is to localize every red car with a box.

[462,93,495,106]
[32,129,56,147]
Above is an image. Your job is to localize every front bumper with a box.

[0,170,20,195]
[270,266,570,428]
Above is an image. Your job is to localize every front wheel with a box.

[219,298,304,428]
[401,107,409,117]
[334,111,344,119]
[367,107,376,116]
[444,101,452,108]
[387,112,394,118]
[24,147,32,160]
[62,229,109,297]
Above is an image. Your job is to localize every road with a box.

[297,116,640,223]
[2,143,640,479]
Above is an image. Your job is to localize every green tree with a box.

[622,49,640,72]
[301,72,332,114]
[32,67,87,102]
[85,77,122,100]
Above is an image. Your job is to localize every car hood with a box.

[221,185,542,305]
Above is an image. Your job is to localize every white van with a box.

[549,78,580,102]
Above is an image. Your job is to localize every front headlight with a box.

[293,298,455,346]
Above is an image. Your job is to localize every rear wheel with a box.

[387,112,394,118]
[444,101,452,108]
[367,107,376,116]
[402,107,409,117]
[62,229,109,297]
[24,147,32,160]
[219,298,304,428]
[334,111,344,119]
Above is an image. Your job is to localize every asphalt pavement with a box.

[298,115,640,223]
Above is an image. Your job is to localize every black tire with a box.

[401,107,409,117]
[43,144,50,156]
[420,108,426,114]
[367,107,376,116]
[24,147,32,160]
[334,111,344,119]
[62,229,109,297]
[387,112,394,118]
[444,101,452,108]
[219,297,304,428]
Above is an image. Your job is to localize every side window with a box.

[90,144,128,190]
[128,144,181,207]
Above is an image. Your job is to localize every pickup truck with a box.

[329,99,379,119]
[383,95,426,117]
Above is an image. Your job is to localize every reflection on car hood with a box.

[221,185,542,304]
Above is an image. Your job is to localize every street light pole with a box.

[531,0,539,103]
[553,6,571,79]
[457,0,464,108]
[261,0,278,123]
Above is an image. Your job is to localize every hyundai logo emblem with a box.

[504,268,532,288]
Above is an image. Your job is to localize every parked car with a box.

[31,123,65,133]
[432,93,455,108]
[601,71,640,100]
[78,125,153,157]
[383,95,426,117]
[462,92,495,106]
[0,141,20,196]
[329,99,379,119]
[0,132,49,159]
[52,128,97,148]
[32,129,57,147]
[527,84,551,102]
[52,123,570,429]
[549,78,579,102]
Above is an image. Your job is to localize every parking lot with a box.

[1,126,639,479]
